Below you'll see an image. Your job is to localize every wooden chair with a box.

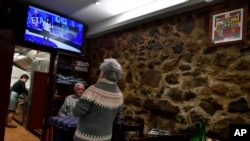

[120,122,144,141]
[112,122,123,141]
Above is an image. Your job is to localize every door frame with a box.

[0,29,57,141]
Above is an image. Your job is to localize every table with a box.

[49,116,77,130]
[130,134,189,141]
[48,116,77,141]
[49,117,130,141]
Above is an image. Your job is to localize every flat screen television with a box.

[24,5,86,54]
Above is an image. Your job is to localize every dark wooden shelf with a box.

[52,96,65,102]
[52,52,89,116]
[57,66,88,73]
[56,82,73,85]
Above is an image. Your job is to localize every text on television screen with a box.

[24,5,85,53]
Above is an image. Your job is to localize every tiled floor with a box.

[4,120,40,141]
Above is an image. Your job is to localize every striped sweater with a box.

[73,80,123,141]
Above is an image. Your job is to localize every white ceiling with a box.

[14,0,225,71]
[19,0,225,38]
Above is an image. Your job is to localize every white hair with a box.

[100,58,122,82]
[74,83,84,90]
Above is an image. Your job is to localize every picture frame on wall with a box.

[208,4,248,47]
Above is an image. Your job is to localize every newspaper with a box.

[148,128,171,136]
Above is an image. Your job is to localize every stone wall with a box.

[87,0,250,140]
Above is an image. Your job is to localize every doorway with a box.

[5,45,51,141]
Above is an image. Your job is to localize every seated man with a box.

[58,82,85,117]
[49,83,85,141]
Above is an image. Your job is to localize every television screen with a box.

[24,5,85,54]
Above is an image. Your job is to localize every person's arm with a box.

[58,97,69,117]
[114,105,123,122]
[42,21,45,28]
[21,81,28,96]
[50,23,52,31]
[72,97,91,117]
[72,87,93,117]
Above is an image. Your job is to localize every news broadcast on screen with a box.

[24,5,85,54]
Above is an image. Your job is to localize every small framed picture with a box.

[208,4,248,46]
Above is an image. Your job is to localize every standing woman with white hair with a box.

[73,58,123,141]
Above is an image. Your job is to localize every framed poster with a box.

[209,4,248,46]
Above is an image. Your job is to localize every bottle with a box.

[192,122,201,141]
[199,121,206,141]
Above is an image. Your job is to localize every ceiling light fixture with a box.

[109,0,188,23]
[204,0,213,2]
[94,0,100,5]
